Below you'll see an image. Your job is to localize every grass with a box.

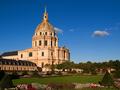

[13,75,103,85]
[13,75,118,90]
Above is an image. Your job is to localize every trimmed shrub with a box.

[100,71,114,87]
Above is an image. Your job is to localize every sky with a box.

[0,0,120,63]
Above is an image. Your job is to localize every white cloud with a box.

[92,30,110,37]
[54,27,63,34]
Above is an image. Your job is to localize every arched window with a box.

[51,41,52,46]
[21,54,23,58]
[39,40,41,46]
[42,52,44,56]
[45,32,47,35]
[50,33,52,36]
[44,40,47,46]
[40,32,42,35]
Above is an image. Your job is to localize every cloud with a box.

[69,29,75,32]
[54,27,63,34]
[92,30,110,37]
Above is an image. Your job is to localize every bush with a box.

[31,70,40,77]
[46,71,53,75]
[22,71,28,76]
[10,72,20,79]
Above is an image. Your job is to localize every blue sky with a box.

[0,0,120,63]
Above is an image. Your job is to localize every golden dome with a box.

[35,8,54,33]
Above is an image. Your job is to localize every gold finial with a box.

[43,6,48,21]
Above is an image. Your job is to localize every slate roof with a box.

[0,59,36,66]
[1,51,18,56]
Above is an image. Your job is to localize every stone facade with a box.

[1,8,70,69]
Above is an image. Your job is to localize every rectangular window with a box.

[29,52,32,57]
[44,40,47,46]
[51,41,52,46]
[21,54,23,58]
[42,52,44,56]
[40,32,42,35]
[45,32,47,35]
[39,40,41,46]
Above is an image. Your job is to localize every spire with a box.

[43,6,48,21]
[45,6,47,13]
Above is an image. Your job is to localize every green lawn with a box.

[13,75,118,90]
[13,75,103,85]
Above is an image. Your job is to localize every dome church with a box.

[1,8,70,71]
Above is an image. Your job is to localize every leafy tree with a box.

[0,70,5,81]
[56,61,75,72]
[0,74,15,90]
[113,70,120,79]
[91,67,97,75]
[100,71,114,87]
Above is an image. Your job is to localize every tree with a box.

[0,74,15,90]
[113,70,120,79]
[0,70,5,81]
[100,71,114,87]
[56,61,75,72]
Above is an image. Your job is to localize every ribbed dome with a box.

[35,20,54,32]
[35,9,55,33]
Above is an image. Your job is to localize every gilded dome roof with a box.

[35,20,54,32]
[35,9,54,33]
